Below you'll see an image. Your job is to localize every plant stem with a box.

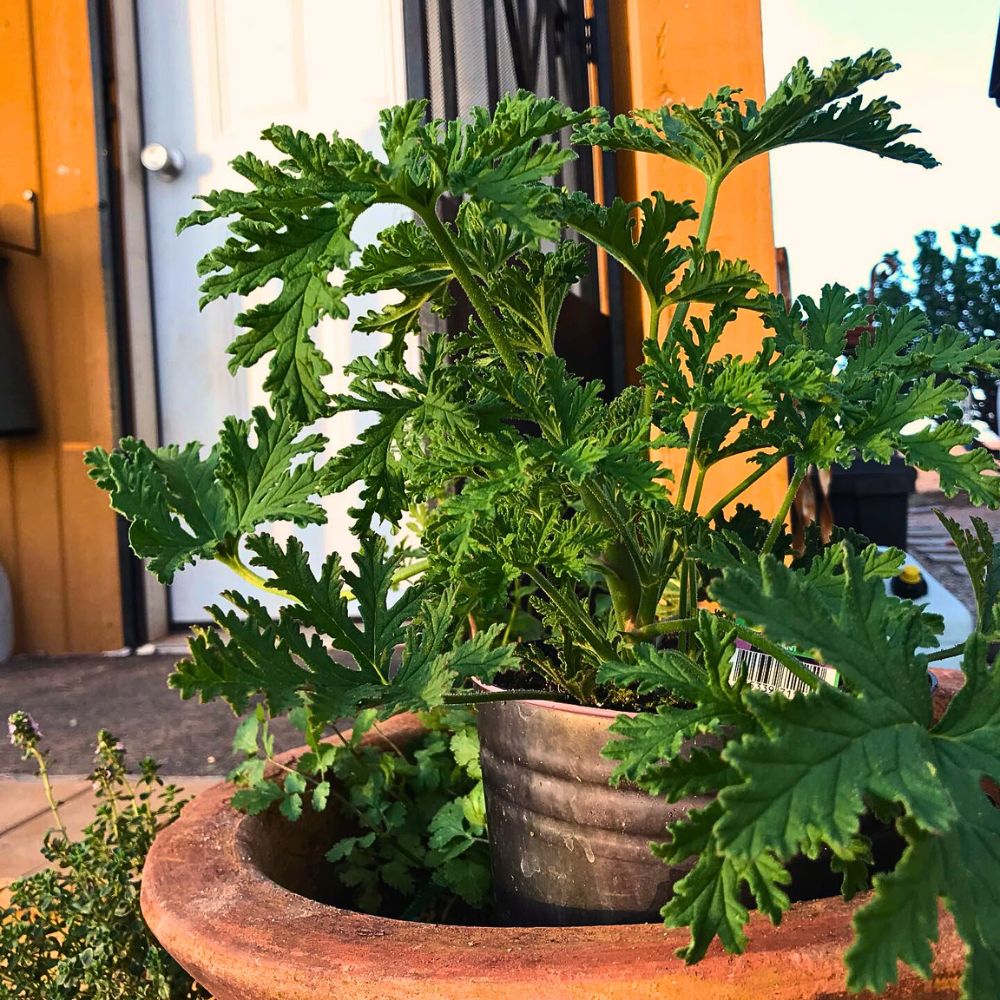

[217,549,429,605]
[641,302,664,421]
[525,568,618,662]
[925,643,965,663]
[30,747,68,840]
[648,174,721,506]
[216,549,297,603]
[373,722,409,761]
[420,208,521,374]
[663,174,722,342]
[676,411,705,508]
[627,617,699,642]
[677,561,692,651]
[689,465,707,514]
[704,452,785,522]
[342,558,429,602]
[731,621,820,692]
[761,466,806,555]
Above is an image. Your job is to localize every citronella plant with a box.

[88,50,1000,995]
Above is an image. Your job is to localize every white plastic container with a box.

[888,552,971,670]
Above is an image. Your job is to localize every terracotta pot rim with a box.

[140,671,967,998]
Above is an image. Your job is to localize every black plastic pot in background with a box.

[794,455,915,550]
[829,456,916,550]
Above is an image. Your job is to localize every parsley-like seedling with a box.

[88,50,1000,995]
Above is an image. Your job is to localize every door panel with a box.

[137,1,408,622]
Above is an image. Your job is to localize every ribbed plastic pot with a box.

[475,691,709,924]
[140,672,968,999]
[475,669,968,926]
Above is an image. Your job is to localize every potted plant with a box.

[88,50,1000,999]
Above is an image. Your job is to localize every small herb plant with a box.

[88,50,1000,996]
[229,705,490,919]
[1,713,207,998]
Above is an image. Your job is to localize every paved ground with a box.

[907,482,1000,618]
[0,775,216,904]
[0,652,298,776]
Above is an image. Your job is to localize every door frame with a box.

[98,0,169,645]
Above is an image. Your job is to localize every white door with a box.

[137,1,409,622]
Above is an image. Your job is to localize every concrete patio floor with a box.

[0,775,216,907]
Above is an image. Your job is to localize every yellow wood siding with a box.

[609,0,788,517]
[0,0,123,653]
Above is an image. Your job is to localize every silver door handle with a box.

[140,142,184,180]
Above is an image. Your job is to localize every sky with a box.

[760,0,1000,298]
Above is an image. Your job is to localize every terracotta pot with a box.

[141,681,967,1000]
[475,692,711,924]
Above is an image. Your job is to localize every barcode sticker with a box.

[729,639,839,697]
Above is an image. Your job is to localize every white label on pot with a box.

[729,640,839,697]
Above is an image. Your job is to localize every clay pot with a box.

[141,685,967,1000]
[474,669,957,925]
[475,693,711,924]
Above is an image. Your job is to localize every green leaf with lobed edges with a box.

[574,50,936,181]
[706,545,1000,997]
[85,407,328,583]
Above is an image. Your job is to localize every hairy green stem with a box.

[30,747,68,840]
[216,549,297,602]
[525,568,618,662]
[217,549,429,605]
[420,208,521,373]
[627,616,700,642]
[689,465,707,513]
[677,411,705,508]
[635,577,666,631]
[663,173,722,342]
[677,561,692,650]
[650,174,723,512]
[731,621,820,691]
[925,643,966,664]
[641,302,664,421]
[704,452,786,522]
[761,466,806,555]
[580,482,648,625]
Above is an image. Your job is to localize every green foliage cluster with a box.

[1,717,207,999]
[229,706,490,919]
[86,47,1000,997]
[605,513,1000,996]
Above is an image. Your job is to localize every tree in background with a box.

[871,224,1000,428]
[874,225,999,335]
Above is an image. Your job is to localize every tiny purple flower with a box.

[8,711,42,751]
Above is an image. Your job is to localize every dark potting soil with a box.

[489,666,684,714]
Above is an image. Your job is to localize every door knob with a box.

[140,142,184,180]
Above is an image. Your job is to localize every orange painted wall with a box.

[608,0,788,518]
[0,0,123,653]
